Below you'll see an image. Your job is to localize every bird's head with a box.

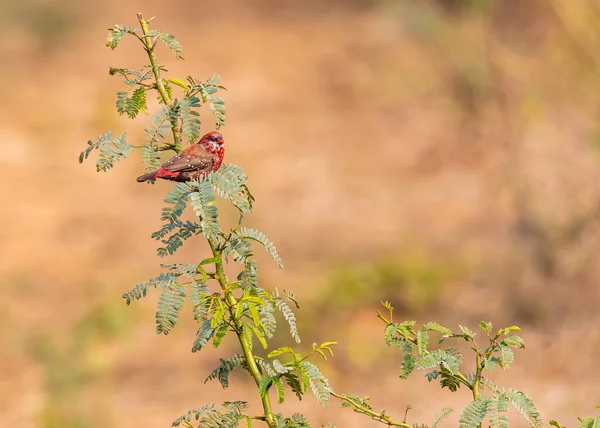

[199,131,225,153]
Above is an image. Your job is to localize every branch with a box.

[207,238,278,428]
[328,390,412,427]
[136,12,182,153]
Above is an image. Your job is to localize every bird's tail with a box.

[136,170,158,182]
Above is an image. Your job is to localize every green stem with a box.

[207,239,278,428]
[329,391,412,427]
[473,352,481,399]
[136,12,182,153]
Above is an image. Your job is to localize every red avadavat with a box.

[137,131,225,182]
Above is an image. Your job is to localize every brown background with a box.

[1,0,599,426]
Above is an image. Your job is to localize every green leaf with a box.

[502,335,525,349]
[157,32,184,58]
[283,372,304,400]
[160,182,194,224]
[422,321,452,334]
[212,322,229,348]
[257,359,276,377]
[479,321,493,336]
[106,24,133,49]
[144,105,176,145]
[231,227,283,268]
[488,392,509,428]
[122,272,179,305]
[302,362,330,406]
[458,325,476,339]
[417,350,461,375]
[179,96,201,145]
[432,407,453,428]
[189,279,210,322]
[459,397,491,428]
[416,330,429,355]
[248,324,268,349]
[210,96,226,129]
[504,388,542,428]
[155,284,186,334]
[190,180,221,240]
[156,221,201,257]
[260,303,277,339]
[399,353,416,379]
[273,376,285,404]
[272,359,293,374]
[141,143,161,172]
[192,319,216,352]
[168,77,189,90]
[499,345,514,368]
[79,132,133,172]
[268,347,297,359]
[258,376,272,399]
[207,164,254,218]
[275,297,300,343]
[204,354,245,388]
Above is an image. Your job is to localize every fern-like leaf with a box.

[504,389,543,428]
[257,359,276,377]
[190,180,221,240]
[123,272,179,304]
[142,143,161,172]
[106,24,133,49]
[232,227,283,268]
[283,372,305,400]
[207,163,254,218]
[80,132,133,172]
[156,221,201,257]
[179,96,201,144]
[204,354,245,388]
[189,279,210,322]
[212,322,229,348]
[417,349,461,375]
[301,361,331,406]
[260,303,277,339]
[157,32,183,58]
[432,408,453,428]
[155,284,186,334]
[97,133,133,171]
[399,353,416,379]
[161,182,193,224]
[172,404,215,426]
[210,96,226,129]
[192,319,216,352]
[459,397,491,428]
[223,237,254,264]
[238,260,259,290]
[488,393,509,428]
[145,105,176,145]
[275,297,300,343]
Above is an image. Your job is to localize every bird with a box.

[136,131,225,183]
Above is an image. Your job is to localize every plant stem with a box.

[328,391,412,427]
[207,239,278,428]
[473,352,481,399]
[136,12,182,153]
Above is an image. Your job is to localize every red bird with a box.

[137,131,225,182]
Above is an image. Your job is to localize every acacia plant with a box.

[80,13,598,428]
[80,14,334,428]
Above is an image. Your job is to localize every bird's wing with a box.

[162,148,214,173]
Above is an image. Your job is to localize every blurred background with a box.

[1,0,600,426]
